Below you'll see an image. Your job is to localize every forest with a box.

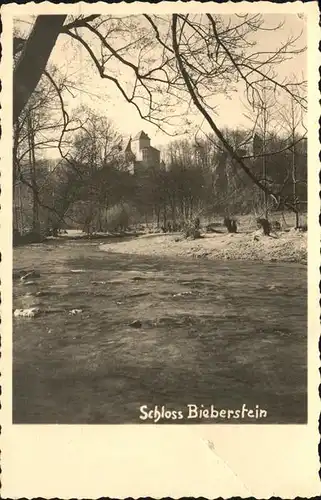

[13,14,307,241]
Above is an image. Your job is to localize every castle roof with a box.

[133,130,150,140]
[125,137,132,152]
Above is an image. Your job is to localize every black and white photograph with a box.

[11,9,310,425]
[1,1,320,497]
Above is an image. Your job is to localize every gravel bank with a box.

[100,229,307,263]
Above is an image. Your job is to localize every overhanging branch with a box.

[171,14,298,213]
[13,15,67,122]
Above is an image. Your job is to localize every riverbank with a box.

[100,229,307,264]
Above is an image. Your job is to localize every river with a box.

[13,237,307,424]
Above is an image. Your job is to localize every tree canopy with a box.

[13,13,307,234]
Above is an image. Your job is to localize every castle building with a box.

[125,131,161,174]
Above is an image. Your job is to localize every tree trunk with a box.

[163,206,167,228]
[13,15,66,122]
[262,153,268,219]
[13,122,20,186]
[156,208,160,228]
[292,134,299,229]
[27,112,39,233]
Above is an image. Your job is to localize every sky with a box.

[15,13,307,154]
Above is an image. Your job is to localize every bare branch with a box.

[171,14,299,213]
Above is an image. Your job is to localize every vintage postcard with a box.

[1,1,320,498]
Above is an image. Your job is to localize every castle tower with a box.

[124,130,160,173]
[134,130,151,149]
[131,131,151,161]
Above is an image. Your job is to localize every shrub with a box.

[194,216,200,229]
[183,219,202,239]
[270,220,281,232]
[103,204,131,232]
[224,217,238,233]
[256,218,271,236]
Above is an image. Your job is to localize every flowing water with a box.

[13,237,307,424]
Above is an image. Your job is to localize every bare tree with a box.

[13,13,307,212]
[244,86,281,219]
[277,78,307,228]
